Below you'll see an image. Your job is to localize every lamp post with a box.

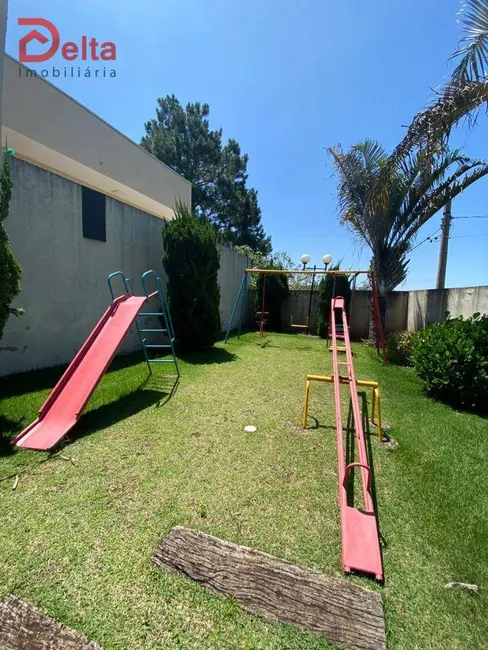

[323,254,332,271]
[300,253,310,271]
[300,254,333,335]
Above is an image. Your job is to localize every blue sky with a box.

[6,0,488,289]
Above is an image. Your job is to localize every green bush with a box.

[411,313,488,413]
[386,330,414,365]
[316,266,352,338]
[0,149,22,341]
[255,271,289,332]
[162,203,221,351]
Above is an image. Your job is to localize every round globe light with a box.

[300,254,311,265]
[323,254,333,265]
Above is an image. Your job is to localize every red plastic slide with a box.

[14,294,147,451]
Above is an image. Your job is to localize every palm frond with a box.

[392,80,488,161]
[451,0,488,82]
[328,146,375,247]
[401,160,488,243]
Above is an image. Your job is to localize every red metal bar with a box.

[259,273,267,336]
[326,274,337,350]
[330,295,383,581]
[349,273,358,331]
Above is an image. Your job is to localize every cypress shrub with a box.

[162,203,221,351]
[255,271,289,332]
[316,266,351,338]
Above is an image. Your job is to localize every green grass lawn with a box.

[1,332,487,649]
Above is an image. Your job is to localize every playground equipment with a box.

[14,271,178,451]
[303,295,384,581]
[224,268,387,362]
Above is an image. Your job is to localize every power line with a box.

[427,233,488,242]
[452,215,488,219]
[410,227,441,252]
[448,233,488,239]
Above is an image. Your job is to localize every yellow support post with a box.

[303,380,311,428]
[371,387,383,441]
[302,374,383,435]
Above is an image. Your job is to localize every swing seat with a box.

[290,315,308,329]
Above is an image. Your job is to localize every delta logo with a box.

[18,18,116,63]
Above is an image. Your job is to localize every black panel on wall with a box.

[82,186,106,242]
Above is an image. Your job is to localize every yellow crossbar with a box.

[245,269,372,276]
[302,374,383,440]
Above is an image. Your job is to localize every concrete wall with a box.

[348,291,409,339]
[0,158,165,376]
[406,286,488,330]
[245,285,487,339]
[2,56,191,220]
[0,159,248,376]
[218,245,249,332]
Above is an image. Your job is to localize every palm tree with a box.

[328,140,488,329]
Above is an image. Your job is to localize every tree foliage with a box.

[392,2,488,163]
[255,272,289,332]
[162,202,221,351]
[233,245,313,290]
[0,150,22,341]
[142,95,271,255]
[316,266,352,338]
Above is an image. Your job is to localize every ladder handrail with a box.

[108,271,131,301]
[106,270,179,377]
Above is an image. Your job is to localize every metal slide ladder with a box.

[108,271,179,377]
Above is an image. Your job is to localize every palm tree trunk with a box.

[368,291,387,347]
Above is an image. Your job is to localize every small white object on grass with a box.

[244,425,257,433]
[445,582,479,593]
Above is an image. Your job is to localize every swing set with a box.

[224,267,387,362]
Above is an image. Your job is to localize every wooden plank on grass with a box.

[153,526,386,650]
[0,594,102,650]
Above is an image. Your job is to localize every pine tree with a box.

[142,95,271,254]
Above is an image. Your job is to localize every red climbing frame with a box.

[330,296,383,581]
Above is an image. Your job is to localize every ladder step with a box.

[145,344,172,348]
[149,358,178,363]
[140,312,164,316]
[140,329,168,333]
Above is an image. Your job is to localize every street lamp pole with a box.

[300,254,332,335]
[306,264,317,334]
